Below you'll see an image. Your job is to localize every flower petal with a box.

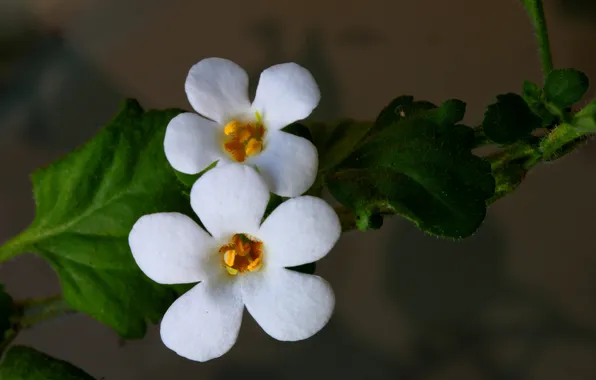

[241,269,334,341]
[250,131,318,197]
[164,112,227,174]
[129,213,216,284]
[190,164,269,239]
[258,196,340,268]
[252,63,320,130]
[160,281,243,362]
[185,58,251,124]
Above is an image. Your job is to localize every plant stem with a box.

[1,296,72,355]
[0,329,18,358]
[539,123,587,159]
[534,1,553,76]
[17,295,73,328]
[0,234,29,263]
[521,0,554,77]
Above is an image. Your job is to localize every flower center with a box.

[222,112,266,162]
[218,234,263,275]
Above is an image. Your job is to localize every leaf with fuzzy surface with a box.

[483,93,542,144]
[0,346,96,380]
[545,69,589,108]
[327,98,494,239]
[1,100,190,338]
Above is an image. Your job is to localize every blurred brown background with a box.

[1,0,596,379]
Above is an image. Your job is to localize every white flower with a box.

[128,164,340,362]
[164,57,321,197]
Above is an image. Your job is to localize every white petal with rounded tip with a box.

[160,281,243,362]
[164,113,225,174]
[128,213,216,284]
[250,131,318,197]
[241,269,334,341]
[190,164,270,239]
[185,58,251,124]
[252,63,320,130]
[258,196,340,268]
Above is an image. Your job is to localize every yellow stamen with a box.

[234,236,250,256]
[224,140,246,162]
[245,138,263,156]
[222,119,266,162]
[247,255,262,271]
[223,250,236,267]
[218,234,264,276]
[224,121,240,136]
[237,128,252,144]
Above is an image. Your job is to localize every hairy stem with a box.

[1,296,73,355]
[0,329,18,357]
[0,234,30,263]
[17,295,74,328]
[520,0,554,76]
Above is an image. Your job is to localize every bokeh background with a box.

[2,0,596,378]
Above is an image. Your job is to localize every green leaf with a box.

[427,99,466,127]
[287,262,317,275]
[523,80,542,101]
[262,193,285,221]
[486,141,539,203]
[572,100,596,132]
[326,111,494,239]
[169,283,196,296]
[375,96,466,131]
[482,93,542,144]
[318,121,374,172]
[174,160,218,190]
[544,69,589,108]
[374,95,436,130]
[490,162,527,203]
[281,123,314,143]
[0,346,96,380]
[354,212,384,231]
[522,80,556,126]
[0,100,191,338]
